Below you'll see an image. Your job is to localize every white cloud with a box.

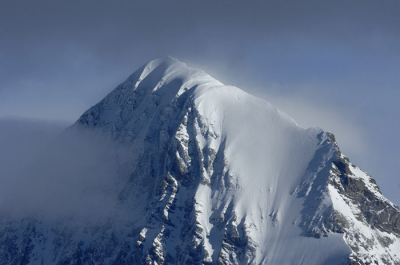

[266,94,367,156]
[240,81,369,162]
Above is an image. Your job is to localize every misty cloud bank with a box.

[0,119,68,193]
[0,119,134,222]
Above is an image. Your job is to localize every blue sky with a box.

[0,0,399,205]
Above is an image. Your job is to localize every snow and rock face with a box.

[0,56,399,264]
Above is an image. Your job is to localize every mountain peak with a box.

[139,56,182,76]
[69,58,400,264]
[1,58,399,265]
[119,56,222,98]
[150,55,180,67]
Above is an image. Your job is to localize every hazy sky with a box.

[1,1,399,205]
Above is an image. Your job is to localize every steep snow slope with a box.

[0,57,399,265]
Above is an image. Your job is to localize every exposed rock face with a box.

[0,57,399,265]
[330,156,400,264]
[297,133,400,264]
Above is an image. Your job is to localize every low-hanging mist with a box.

[0,124,135,222]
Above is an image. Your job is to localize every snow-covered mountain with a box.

[0,57,399,265]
